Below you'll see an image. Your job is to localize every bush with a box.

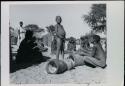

[67,37,76,51]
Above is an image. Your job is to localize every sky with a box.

[10,4,92,39]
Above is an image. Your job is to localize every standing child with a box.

[54,16,66,60]
[17,21,26,47]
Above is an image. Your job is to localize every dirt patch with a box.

[10,48,107,84]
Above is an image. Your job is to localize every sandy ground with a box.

[10,47,107,84]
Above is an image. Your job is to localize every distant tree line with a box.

[83,4,106,33]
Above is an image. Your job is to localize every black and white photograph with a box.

[1,1,124,86]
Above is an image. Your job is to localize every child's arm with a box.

[90,46,96,57]
[85,43,93,51]
[79,47,96,57]
[53,25,58,37]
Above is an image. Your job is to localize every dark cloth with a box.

[16,37,43,63]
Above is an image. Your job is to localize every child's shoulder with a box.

[54,24,58,29]
[54,24,57,27]
[55,24,63,28]
[61,24,64,27]
[92,45,97,50]
[94,43,103,50]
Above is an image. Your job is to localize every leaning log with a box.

[46,54,85,74]
[46,59,68,74]
[69,54,85,67]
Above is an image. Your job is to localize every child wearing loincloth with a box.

[54,16,66,60]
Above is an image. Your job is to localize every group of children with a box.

[54,16,106,68]
[16,16,106,68]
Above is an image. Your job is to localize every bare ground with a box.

[10,48,107,84]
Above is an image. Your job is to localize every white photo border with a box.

[1,1,124,86]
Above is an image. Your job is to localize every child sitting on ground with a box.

[80,35,106,68]
[16,30,43,63]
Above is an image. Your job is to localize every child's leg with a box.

[83,56,106,68]
[60,40,65,59]
[61,45,64,60]
[62,50,64,59]
[56,38,61,60]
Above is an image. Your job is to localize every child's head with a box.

[90,35,100,44]
[55,16,62,24]
[19,21,23,27]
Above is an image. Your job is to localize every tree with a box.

[83,4,106,33]
[46,25,55,34]
[45,25,57,53]
[24,24,45,32]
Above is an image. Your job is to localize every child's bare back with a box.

[94,43,106,62]
[83,35,106,68]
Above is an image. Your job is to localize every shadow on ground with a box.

[10,56,51,73]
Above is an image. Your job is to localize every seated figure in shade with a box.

[16,30,43,63]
